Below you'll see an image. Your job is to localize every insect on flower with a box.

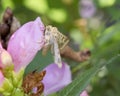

[22,70,46,96]
[42,25,69,68]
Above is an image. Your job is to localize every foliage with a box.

[0,0,120,96]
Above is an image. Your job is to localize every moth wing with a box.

[53,37,62,68]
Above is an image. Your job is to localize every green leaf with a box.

[25,51,53,75]
[57,55,119,96]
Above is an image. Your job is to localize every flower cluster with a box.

[0,16,88,96]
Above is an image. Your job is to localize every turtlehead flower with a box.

[79,0,96,18]
[7,17,45,72]
[0,17,45,95]
[0,16,88,96]
[43,62,72,95]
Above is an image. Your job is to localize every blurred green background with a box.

[0,0,120,96]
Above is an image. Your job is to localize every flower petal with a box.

[0,43,4,68]
[0,43,12,68]
[0,71,4,87]
[42,62,72,95]
[7,17,45,72]
[79,0,96,18]
[80,90,89,96]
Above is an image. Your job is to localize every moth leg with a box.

[42,45,51,56]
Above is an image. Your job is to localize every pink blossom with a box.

[42,62,72,95]
[79,0,96,18]
[0,17,45,94]
[7,17,45,71]
[80,90,89,96]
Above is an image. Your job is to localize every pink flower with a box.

[7,17,45,71]
[79,0,96,18]
[0,17,45,93]
[42,62,72,95]
[80,90,89,96]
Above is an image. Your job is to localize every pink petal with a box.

[0,43,3,68]
[80,90,89,96]
[79,0,96,18]
[0,43,12,68]
[7,17,45,72]
[42,62,72,95]
[0,71,4,87]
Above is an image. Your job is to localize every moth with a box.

[42,25,69,67]
[22,70,46,96]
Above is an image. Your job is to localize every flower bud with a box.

[0,43,13,68]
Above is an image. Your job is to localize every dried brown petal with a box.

[0,7,21,49]
[10,16,21,34]
[4,16,21,47]
[3,7,13,25]
[22,70,46,95]
[0,24,9,39]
